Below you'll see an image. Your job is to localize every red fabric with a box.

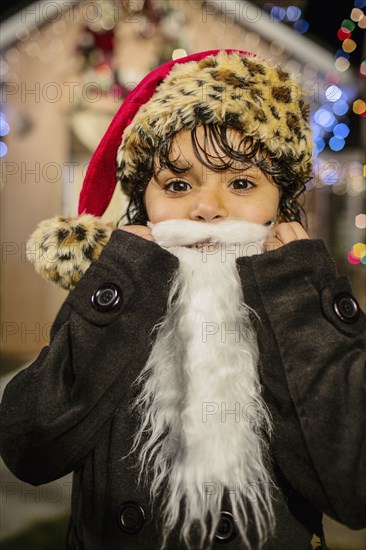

[92,31,114,52]
[78,49,253,216]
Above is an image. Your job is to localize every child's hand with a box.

[263,222,309,252]
[119,225,155,242]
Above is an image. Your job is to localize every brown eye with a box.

[164,180,191,192]
[230,179,255,191]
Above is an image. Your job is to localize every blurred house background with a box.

[0,0,365,548]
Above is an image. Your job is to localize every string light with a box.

[342,38,357,52]
[358,15,366,28]
[351,8,364,21]
[335,57,351,71]
[337,28,351,40]
[341,19,356,32]
[353,99,366,114]
[256,2,363,157]
[315,0,365,158]
[335,5,365,79]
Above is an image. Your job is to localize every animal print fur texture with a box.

[26,215,113,290]
[116,51,312,197]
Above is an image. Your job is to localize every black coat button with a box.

[333,292,360,323]
[117,501,145,534]
[91,283,121,311]
[214,511,237,543]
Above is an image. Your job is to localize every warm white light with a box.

[358,15,366,29]
[172,49,188,60]
[355,214,366,229]
[335,57,350,72]
[325,85,342,102]
[347,177,366,196]
[351,8,364,22]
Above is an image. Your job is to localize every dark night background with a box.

[2,0,362,147]
[1,0,363,66]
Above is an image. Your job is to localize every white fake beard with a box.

[129,219,276,549]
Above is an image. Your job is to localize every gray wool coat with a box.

[1,229,365,550]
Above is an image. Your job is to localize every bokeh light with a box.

[333,123,350,138]
[351,8,364,21]
[335,57,350,71]
[0,142,8,157]
[353,243,366,259]
[332,100,349,115]
[337,28,351,41]
[270,7,286,21]
[355,214,366,229]
[0,118,10,136]
[322,164,340,185]
[293,19,309,33]
[358,15,366,29]
[286,6,302,21]
[172,49,188,60]
[336,49,350,59]
[314,108,335,128]
[329,136,345,151]
[353,99,366,115]
[341,19,355,32]
[342,38,357,53]
[348,251,361,265]
[325,72,340,85]
[325,85,342,102]
[348,162,363,177]
[314,137,325,155]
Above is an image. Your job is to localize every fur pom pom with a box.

[26,215,113,290]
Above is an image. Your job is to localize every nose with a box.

[189,187,228,223]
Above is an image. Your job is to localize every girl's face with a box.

[144,127,280,225]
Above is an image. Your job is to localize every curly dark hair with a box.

[118,124,310,228]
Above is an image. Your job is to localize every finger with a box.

[271,222,309,245]
[119,226,154,241]
[263,236,283,252]
[287,222,309,240]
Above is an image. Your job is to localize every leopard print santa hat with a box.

[27,49,313,290]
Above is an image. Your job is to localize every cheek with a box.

[145,185,189,222]
[233,190,279,224]
[146,204,170,223]
[145,193,178,223]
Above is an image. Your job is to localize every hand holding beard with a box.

[120,221,310,252]
[263,222,310,252]
[119,224,154,241]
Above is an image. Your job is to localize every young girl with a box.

[0,50,365,550]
